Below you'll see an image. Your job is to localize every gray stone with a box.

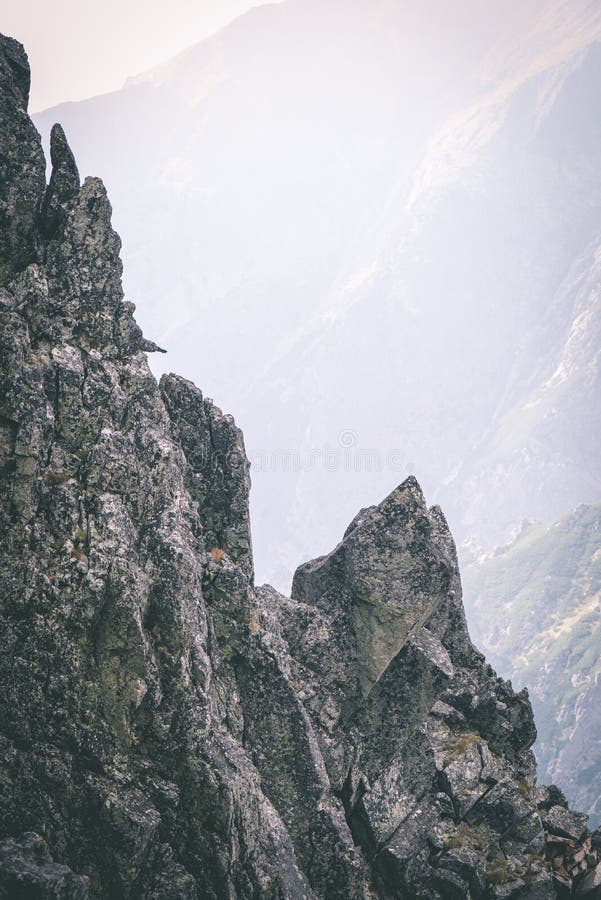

[0,833,89,899]
[542,805,589,842]
[0,35,45,278]
[40,123,80,239]
[0,28,596,900]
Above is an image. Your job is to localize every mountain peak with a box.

[2,28,601,900]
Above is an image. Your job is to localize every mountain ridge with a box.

[3,29,601,899]
[462,502,601,827]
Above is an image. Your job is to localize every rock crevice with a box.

[0,32,600,900]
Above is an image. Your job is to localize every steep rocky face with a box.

[1,32,601,900]
[160,373,254,581]
[0,34,311,900]
[0,34,45,279]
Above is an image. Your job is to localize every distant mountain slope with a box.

[462,504,601,824]
[34,0,601,591]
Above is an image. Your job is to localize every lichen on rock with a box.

[1,30,601,900]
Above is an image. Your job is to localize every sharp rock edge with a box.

[1,32,600,900]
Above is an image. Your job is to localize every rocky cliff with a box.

[1,33,601,900]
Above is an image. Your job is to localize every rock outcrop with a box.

[1,32,600,900]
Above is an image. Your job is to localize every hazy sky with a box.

[2,0,273,112]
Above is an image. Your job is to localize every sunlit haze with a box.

[29,0,601,597]
[2,0,277,111]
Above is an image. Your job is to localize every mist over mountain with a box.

[34,0,601,593]
[463,504,601,826]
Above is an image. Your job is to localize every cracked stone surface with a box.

[1,30,601,900]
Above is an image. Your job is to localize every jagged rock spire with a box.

[0,33,45,280]
[2,28,601,900]
[0,33,31,108]
[40,123,81,238]
[292,476,468,699]
[49,122,79,176]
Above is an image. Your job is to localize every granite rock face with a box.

[0,32,600,900]
[0,35,45,278]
